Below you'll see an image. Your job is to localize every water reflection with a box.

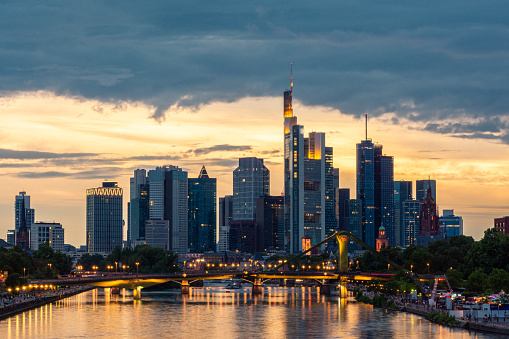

[0,287,501,338]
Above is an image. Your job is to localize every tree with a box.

[465,268,488,293]
[487,268,509,293]
[445,269,464,289]
[5,273,27,289]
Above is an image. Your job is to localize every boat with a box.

[225,282,242,289]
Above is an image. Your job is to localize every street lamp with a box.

[136,262,139,278]
[388,264,390,271]
[410,265,413,273]
[115,262,118,275]
[23,267,26,278]
[427,263,430,275]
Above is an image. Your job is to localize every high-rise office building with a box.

[15,191,34,250]
[128,169,149,244]
[348,199,363,252]
[402,199,420,247]
[325,147,337,238]
[375,147,394,246]
[356,120,394,248]
[255,195,284,251]
[394,181,412,247]
[86,181,123,253]
[218,195,233,252]
[145,220,170,250]
[283,70,333,253]
[188,166,216,253]
[148,165,189,253]
[30,222,64,251]
[337,188,350,232]
[233,157,269,221]
[416,179,436,203]
[440,209,463,239]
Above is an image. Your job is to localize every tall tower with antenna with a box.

[283,65,335,253]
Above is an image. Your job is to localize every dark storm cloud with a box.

[2,1,509,140]
[0,148,99,160]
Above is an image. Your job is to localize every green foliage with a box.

[465,268,488,293]
[465,229,509,275]
[427,311,459,324]
[445,269,464,289]
[76,245,180,274]
[5,273,28,288]
[487,268,509,293]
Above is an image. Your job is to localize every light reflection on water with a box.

[0,286,500,338]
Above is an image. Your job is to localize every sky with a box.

[1,1,509,246]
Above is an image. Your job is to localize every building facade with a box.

[188,166,216,253]
[416,179,436,203]
[402,199,420,247]
[495,216,509,235]
[218,195,233,252]
[86,181,123,253]
[128,169,149,244]
[440,209,463,238]
[255,195,284,251]
[233,157,269,221]
[30,222,64,251]
[394,181,412,247]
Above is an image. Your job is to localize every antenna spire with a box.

[365,113,368,140]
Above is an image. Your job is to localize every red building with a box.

[494,217,509,235]
[419,186,440,237]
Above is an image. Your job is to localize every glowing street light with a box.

[136,262,139,278]
[410,265,413,273]
[427,263,430,275]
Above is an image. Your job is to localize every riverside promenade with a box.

[399,301,509,335]
[0,286,94,321]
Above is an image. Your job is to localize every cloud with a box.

[1,1,509,142]
[193,144,252,155]
[0,148,99,160]
[14,167,129,180]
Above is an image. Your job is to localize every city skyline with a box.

[0,95,507,246]
[1,2,509,246]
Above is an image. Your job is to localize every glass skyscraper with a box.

[283,75,334,253]
[188,166,216,253]
[232,157,269,221]
[416,179,436,203]
[86,181,123,253]
[129,169,149,243]
[402,199,420,247]
[394,181,412,247]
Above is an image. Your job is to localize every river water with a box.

[0,285,501,338]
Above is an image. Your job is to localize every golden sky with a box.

[0,91,507,246]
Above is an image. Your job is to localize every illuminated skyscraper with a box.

[86,181,123,253]
[232,157,269,221]
[148,165,188,253]
[394,181,412,247]
[356,117,394,248]
[188,165,216,253]
[283,67,334,253]
[128,169,149,244]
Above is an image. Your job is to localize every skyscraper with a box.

[337,188,350,232]
[394,181,412,247]
[348,199,363,252]
[217,195,233,252]
[402,199,420,247]
[86,181,123,253]
[15,191,32,250]
[148,165,189,253]
[356,138,375,247]
[232,157,269,221]
[255,195,284,251]
[15,191,34,234]
[188,165,216,253]
[283,69,333,253]
[356,118,394,248]
[416,179,436,203]
[128,169,149,244]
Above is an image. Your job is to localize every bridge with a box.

[31,231,430,299]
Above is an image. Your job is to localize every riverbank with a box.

[0,286,94,321]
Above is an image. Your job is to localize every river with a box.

[0,285,501,338]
